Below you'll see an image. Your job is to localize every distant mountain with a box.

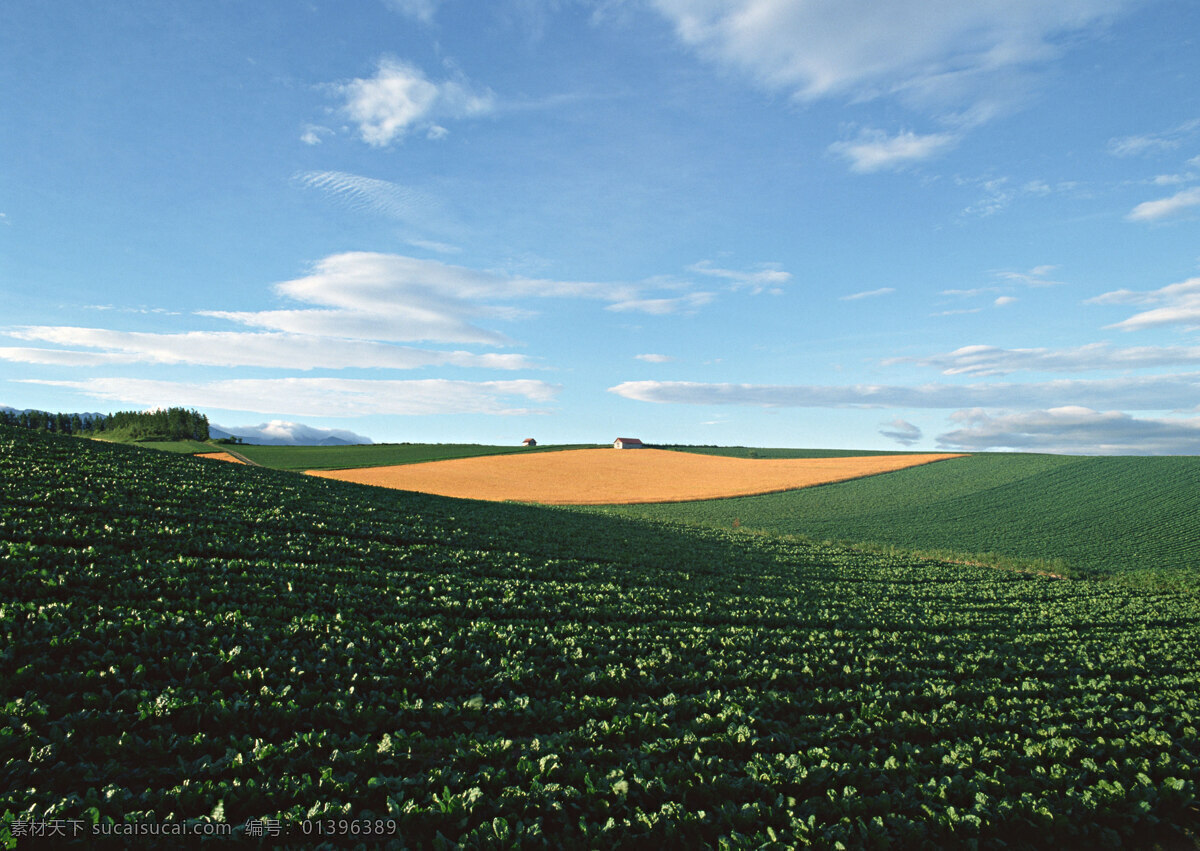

[1,406,108,420]
[210,420,372,446]
[316,435,355,446]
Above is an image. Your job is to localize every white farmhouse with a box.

[613,437,644,449]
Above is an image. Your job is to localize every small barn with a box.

[613,437,644,449]
[522,438,537,447]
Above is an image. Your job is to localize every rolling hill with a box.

[591,452,1200,587]
[3,424,1199,846]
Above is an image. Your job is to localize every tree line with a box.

[0,407,209,442]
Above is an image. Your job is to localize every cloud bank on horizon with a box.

[2,0,1199,453]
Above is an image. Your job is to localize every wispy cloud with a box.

[688,260,791,294]
[203,252,641,345]
[605,292,715,315]
[333,57,495,147]
[20,377,559,418]
[407,238,461,254]
[295,171,445,224]
[994,265,1062,286]
[635,353,674,363]
[83,304,179,315]
[1127,186,1200,222]
[941,287,1004,297]
[383,0,443,24]
[829,129,958,172]
[888,342,1200,377]
[300,124,333,146]
[650,0,1127,104]
[1108,118,1200,157]
[958,177,1065,217]
[0,328,536,370]
[651,0,1130,169]
[1150,155,1200,185]
[879,418,922,446]
[1089,276,1200,331]
[3,253,719,383]
[609,373,1200,411]
[937,406,1200,454]
[841,288,895,301]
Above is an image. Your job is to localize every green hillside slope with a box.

[3,425,1199,847]
[230,441,602,471]
[593,453,1200,586]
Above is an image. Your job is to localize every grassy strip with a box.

[129,439,222,454]
[230,442,605,471]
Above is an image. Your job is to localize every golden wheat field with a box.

[194,451,246,464]
[305,448,965,505]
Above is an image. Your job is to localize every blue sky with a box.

[3,0,1200,452]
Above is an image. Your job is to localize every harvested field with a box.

[306,448,965,505]
[194,452,246,464]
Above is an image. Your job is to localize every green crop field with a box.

[592,452,1200,590]
[127,439,221,455]
[223,442,603,471]
[658,445,937,458]
[3,425,1200,847]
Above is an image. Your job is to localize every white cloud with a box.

[941,287,1004,297]
[0,347,145,366]
[888,342,1200,377]
[650,0,1126,104]
[211,420,374,446]
[335,58,495,147]
[879,418,922,446]
[30,253,706,374]
[300,124,333,145]
[635,353,674,363]
[609,373,1200,411]
[1088,276,1200,331]
[688,260,791,294]
[937,406,1200,454]
[829,129,959,172]
[1151,156,1200,185]
[1127,186,1200,222]
[0,327,536,370]
[605,292,715,315]
[994,265,1063,286]
[651,1,1129,172]
[931,307,984,316]
[1087,277,1200,307]
[1107,118,1200,157]
[20,377,559,418]
[203,252,642,345]
[202,308,513,347]
[83,304,178,315]
[840,288,895,301]
[994,296,1017,307]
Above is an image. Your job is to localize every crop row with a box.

[2,426,1199,847]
